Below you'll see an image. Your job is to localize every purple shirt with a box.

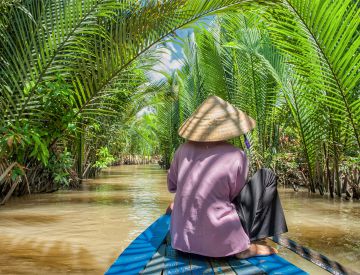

[167,141,250,257]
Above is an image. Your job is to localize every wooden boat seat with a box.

[105,215,308,274]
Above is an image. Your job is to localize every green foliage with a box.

[153,13,285,169]
[220,13,284,167]
[93,147,115,169]
[0,0,20,29]
[0,122,49,166]
[2,0,273,199]
[0,0,359,200]
[274,0,360,146]
[39,76,77,133]
[263,0,360,193]
[48,150,74,187]
[10,165,24,181]
[0,76,77,167]
[152,1,359,197]
[1,0,269,130]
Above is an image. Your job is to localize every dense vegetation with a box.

[0,0,359,204]
[152,5,360,199]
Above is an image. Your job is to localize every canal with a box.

[0,165,359,274]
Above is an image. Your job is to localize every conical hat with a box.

[178,95,256,142]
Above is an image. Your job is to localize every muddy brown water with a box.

[0,165,359,274]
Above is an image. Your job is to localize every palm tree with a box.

[151,0,359,197]
[153,15,284,169]
[1,0,274,202]
[266,0,360,195]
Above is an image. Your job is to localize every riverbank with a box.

[0,165,359,274]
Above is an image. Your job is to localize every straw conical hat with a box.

[178,95,256,142]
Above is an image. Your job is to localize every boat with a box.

[105,214,309,274]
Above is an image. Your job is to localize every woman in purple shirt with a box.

[166,96,288,259]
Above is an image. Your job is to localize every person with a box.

[166,95,288,259]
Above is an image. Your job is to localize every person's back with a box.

[167,141,249,257]
[166,95,285,259]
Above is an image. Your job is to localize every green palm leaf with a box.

[267,0,360,148]
[0,0,276,135]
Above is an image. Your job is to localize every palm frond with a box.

[0,0,277,137]
[267,0,360,148]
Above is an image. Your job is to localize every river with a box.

[0,165,359,274]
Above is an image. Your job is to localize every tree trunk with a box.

[333,145,341,197]
[0,179,20,205]
[327,157,334,198]
[76,130,84,180]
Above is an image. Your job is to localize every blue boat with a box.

[105,214,309,274]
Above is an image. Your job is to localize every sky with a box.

[146,30,188,82]
[147,16,214,82]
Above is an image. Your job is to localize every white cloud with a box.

[147,70,166,82]
[147,43,183,82]
[167,42,177,53]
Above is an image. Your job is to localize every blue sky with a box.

[147,16,214,82]
[147,30,189,82]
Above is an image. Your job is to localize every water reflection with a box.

[0,165,359,274]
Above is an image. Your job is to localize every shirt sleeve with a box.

[167,148,180,193]
[230,151,249,201]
